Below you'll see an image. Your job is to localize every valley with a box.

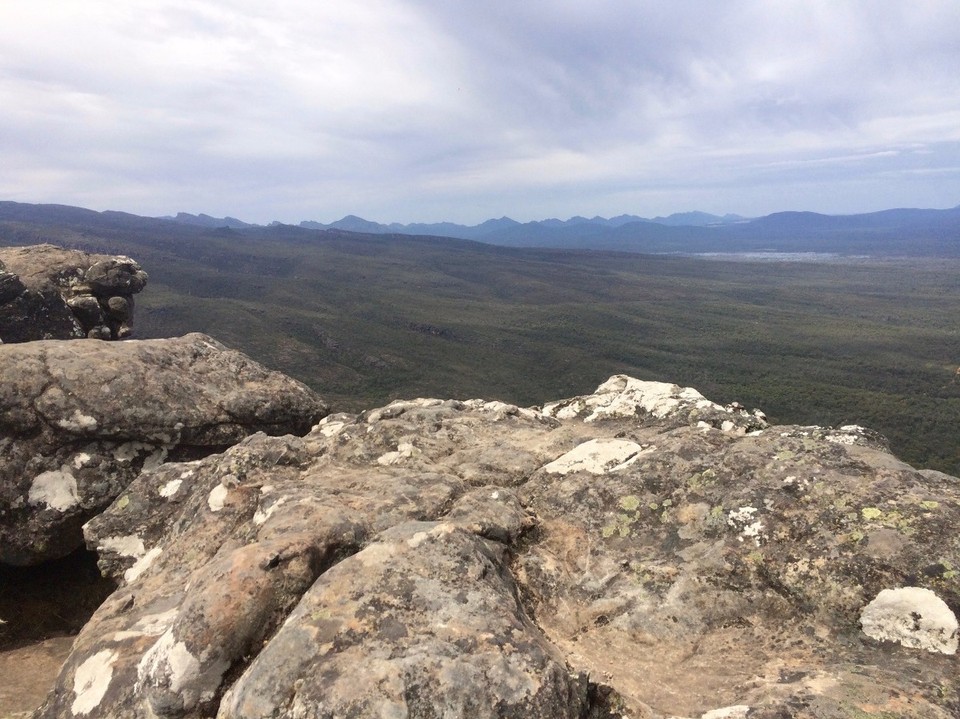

[2,202,959,475]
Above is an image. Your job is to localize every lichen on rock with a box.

[29,375,960,719]
[0,333,328,566]
[860,586,959,654]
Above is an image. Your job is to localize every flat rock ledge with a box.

[0,333,328,566]
[0,244,148,342]
[35,376,960,718]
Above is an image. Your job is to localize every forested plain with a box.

[2,203,959,476]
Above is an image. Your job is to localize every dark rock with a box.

[82,258,148,296]
[0,244,147,341]
[33,377,960,718]
[67,295,106,328]
[0,267,26,304]
[104,295,132,321]
[0,333,328,566]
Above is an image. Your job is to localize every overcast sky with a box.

[2,1,960,224]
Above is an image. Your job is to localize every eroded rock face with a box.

[0,333,328,566]
[0,244,147,342]
[37,377,960,718]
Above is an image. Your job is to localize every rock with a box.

[218,522,589,719]
[0,636,76,717]
[541,374,767,433]
[37,377,960,718]
[0,333,328,566]
[0,244,147,341]
[860,587,958,654]
[0,267,26,303]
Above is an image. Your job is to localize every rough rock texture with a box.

[37,376,960,718]
[0,333,328,566]
[0,244,147,342]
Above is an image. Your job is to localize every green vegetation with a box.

[2,206,959,476]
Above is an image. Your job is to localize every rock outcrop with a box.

[0,333,328,566]
[0,244,147,342]
[35,377,960,718]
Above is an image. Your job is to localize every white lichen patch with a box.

[98,534,146,558]
[727,506,766,546]
[461,399,543,421]
[138,630,201,698]
[542,400,585,420]
[377,441,421,466]
[317,419,346,437]
[159,479,183,498]
[406,522,456,549]
[727,506,757,524]
[542,439,650,475]
[71,649,118,715]
[700,706,751,719]
[124,546,162,583]
[112,441,155,463]
[28,468,79,512]
[72,452,93,469]
[57,409,99,432]
[132,609,179,636]
[860,586,958,654]
[207,483,229,512]
[824,425,870,446]
[254,495,287,526]
[542,374,723,424]
[366,398,443,424]
[781,475,810,492]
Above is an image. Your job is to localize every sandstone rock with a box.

[218,522,589,719]
[0,333,328,566]
[36,377,960,718]
[0,244,147,341]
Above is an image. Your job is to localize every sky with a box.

[2,1,960,225]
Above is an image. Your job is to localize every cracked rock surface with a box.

[0,244,149,342]
[36,376,960,718]
[0,333,328,566]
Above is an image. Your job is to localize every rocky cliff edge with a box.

[0,333,329,566]
[32,375,959,719]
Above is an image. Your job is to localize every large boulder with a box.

[0,333,328,566]
[0,244,148,342]
[36,377,960,718]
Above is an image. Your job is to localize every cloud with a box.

[1,1,958,222]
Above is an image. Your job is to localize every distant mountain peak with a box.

[650,211,746,227]
[162,212,254,229]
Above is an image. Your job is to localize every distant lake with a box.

[674,252,865,262]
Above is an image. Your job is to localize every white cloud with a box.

[1,0,959,222]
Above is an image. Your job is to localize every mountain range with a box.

[164,210,747,236]
[163,205,960,256]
